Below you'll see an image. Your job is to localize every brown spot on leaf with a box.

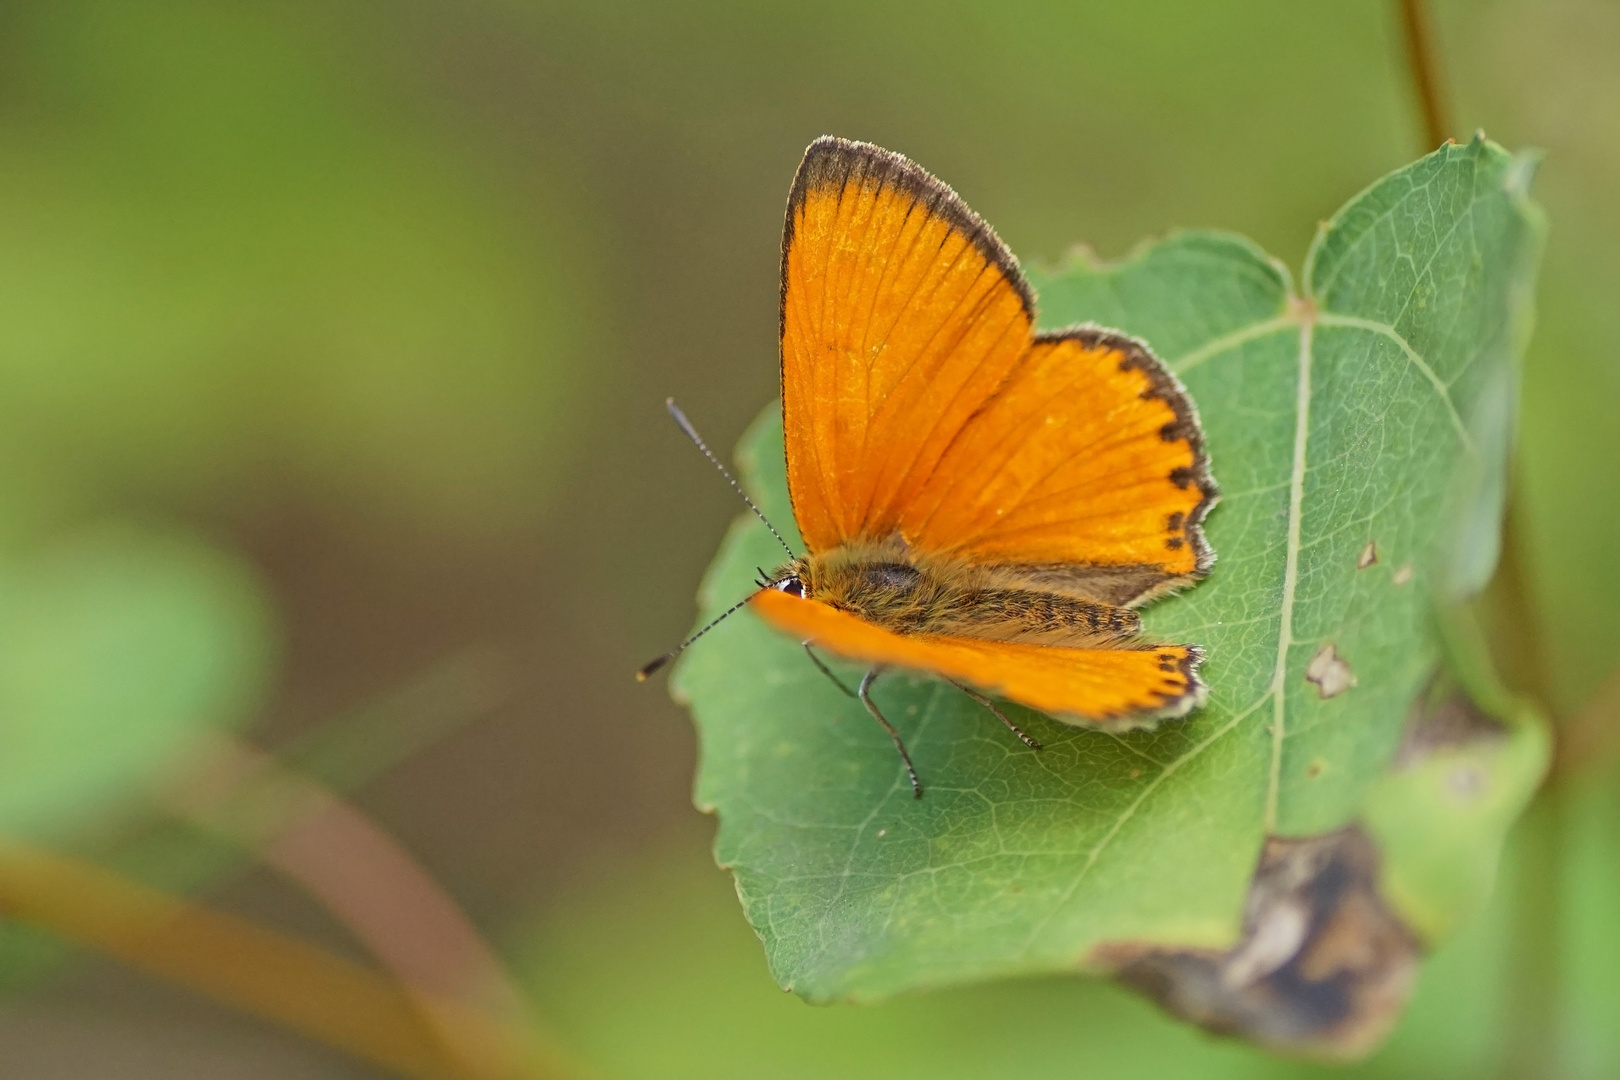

[1306,644,1357,699]
[1392,564,1414,586]
[1091,827,1419,1060]
[1446,766,1487,798]
[1392,685,1507,770]
[1357,540,1378,569]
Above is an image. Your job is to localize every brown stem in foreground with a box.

[1395,0,1453,150]
[0,839,531,1080]
[1489,506,1555,713]
[1549,665,1620,785]
[163,735,566,1079]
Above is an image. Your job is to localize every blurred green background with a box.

[0,0,1616,1076]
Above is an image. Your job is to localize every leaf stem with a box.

[1395,0,1453,150]
[1487,506,1555,708]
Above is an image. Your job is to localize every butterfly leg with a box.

[949,680,1043,751]
[803,642,857,698]
[858,668,923,799]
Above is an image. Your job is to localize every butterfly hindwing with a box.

[752,589,1204,724]
[905,328,1216,603]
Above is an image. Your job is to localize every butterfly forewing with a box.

[765,136,1216,726]
[780,138,1213,590]
[780,138,1032,553]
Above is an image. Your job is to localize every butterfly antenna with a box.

[665,398,796,559]
[636,586,768,681]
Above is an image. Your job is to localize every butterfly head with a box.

[760,556,813,598]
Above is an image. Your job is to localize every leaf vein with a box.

[1315,313,1474,453]
[1264,317,1313,833]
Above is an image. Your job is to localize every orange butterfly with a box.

[644,136,1216,797]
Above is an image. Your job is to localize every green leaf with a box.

[1359,605,1550,945]
[0,523,274,840]
[674,137,1544,1009]
[513,817,1586,1080]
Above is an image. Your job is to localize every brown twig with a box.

[165,734,566,1079]
[0,838,527,1080]
[1395,0,1453,150]
[1488,507,1555,709]
[1549,665,1620,784]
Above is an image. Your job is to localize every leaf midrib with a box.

[1266,313,1313,833]
[999,302,1311,955]
[1022,274,1456,933]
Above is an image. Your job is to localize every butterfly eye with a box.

[774,576,806,597]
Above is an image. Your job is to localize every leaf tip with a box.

[1053,240,1106,273]
[1502,150,1544,201]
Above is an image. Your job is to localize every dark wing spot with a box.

[1161,420,1189,442]
[1167,511,1185,532]
[1166,537,1185,550]
[1169,466,1195,489]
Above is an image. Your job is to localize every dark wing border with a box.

[1032,324,1219,583]
[779,135,1035,342]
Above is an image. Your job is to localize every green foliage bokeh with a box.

[2,0,1619,1075]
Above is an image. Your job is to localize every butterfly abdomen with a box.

[802,550,1141,647]
[958,589,1141,644]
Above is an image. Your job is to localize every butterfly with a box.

[643,136,1217,798]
